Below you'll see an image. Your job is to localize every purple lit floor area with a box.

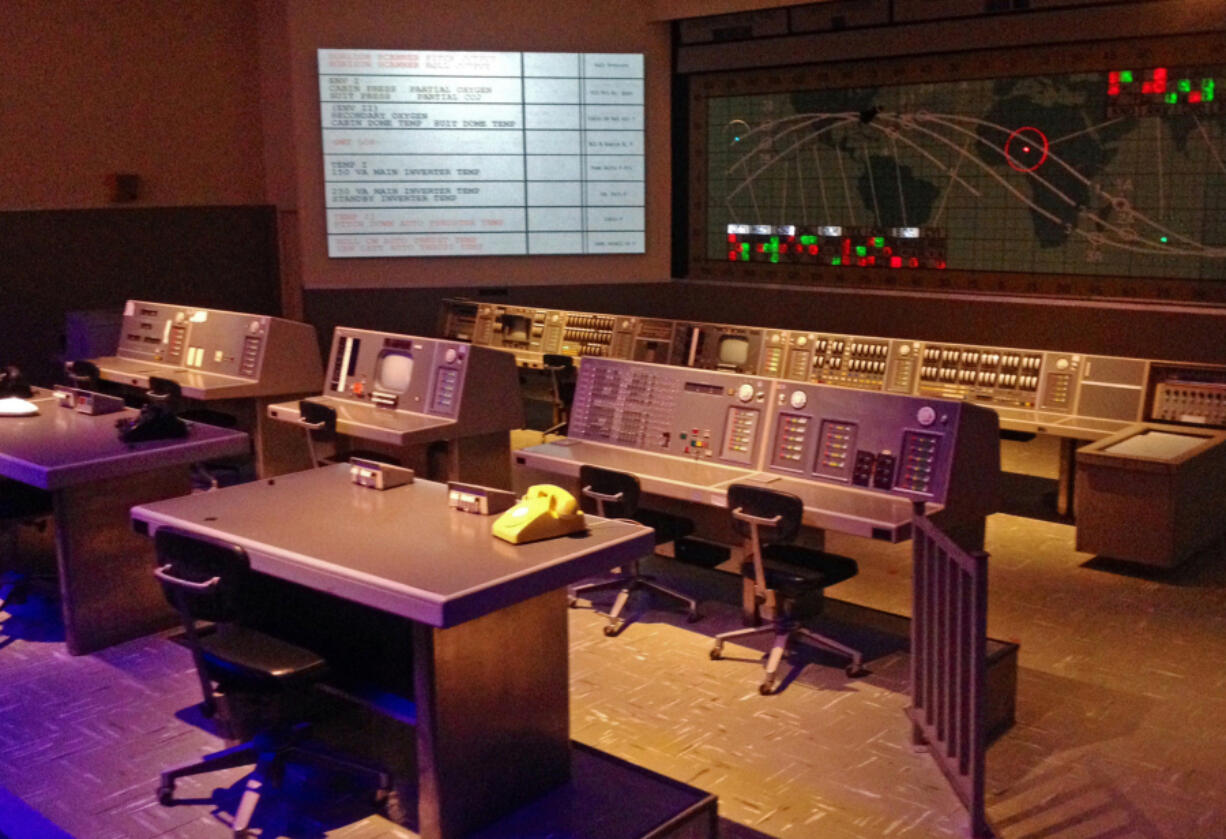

[3,434,1226,837]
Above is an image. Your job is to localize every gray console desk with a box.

[129,466,697,839]
[0,390,249,654]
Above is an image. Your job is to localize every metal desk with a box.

[0,391,249,654]
[130,466,655,839]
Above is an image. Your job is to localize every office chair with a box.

[152,526,391,837]
[541,353,576,438]
[569,465,700,635]
[0,481,54,609]
[709,484,865,695]
[297,400,400,470]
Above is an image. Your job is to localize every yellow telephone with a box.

[492,484,586,544]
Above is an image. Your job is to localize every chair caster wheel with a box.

[603,620,623,636]
[759,680,775,695]
[157,785,174,806]
[709,646,722,660]
[686,610,701,623]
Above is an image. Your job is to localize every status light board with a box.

[319,49,645,258]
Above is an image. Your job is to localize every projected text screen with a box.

[320,49,645,258]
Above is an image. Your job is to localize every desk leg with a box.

[413,588,570,839]
[1057,437,1080,519]
[54,469,184,655]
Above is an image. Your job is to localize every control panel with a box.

[568,358,772,467]
[454,302,639,368]
[324,329,474,419]
[269,328,524,449]
[95,300,322,399]
[1147,364,1226,428]
[439,297,1226,439]
[767,383,974,505]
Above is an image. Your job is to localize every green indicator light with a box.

[1179,78,1192,92]
[741,242,749,251]
[1203,78,1215,90]
[1120,70,1133,83]
[1205,89,1215,102]
[741,251,750,261]
[770,254,780,264]
[679,433,687,440]
[1160,236,1169,243]
[1165,92,1178,104]
[770,236,779,244]
[873,237,884,247]
[831,257,842,266]
[855,245,867,257]
[800,235,816,245]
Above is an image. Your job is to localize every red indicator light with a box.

[1141,81,1153,94]
[909,257,920,268]
[937,261,947,269]
[1190,90,1203,103]
[883,246,893,255]
[890,256,902,268]
[857,258,867,267]
[1108,84,1120,96]
[842,238,851,253]
[809,245,819,255]
[728,251,738,261]
[1155,80,1166,94]
[757,244,766,253]
[780,244,789,253]
[1109,71,1120,84]
[1154,67,1167,81]
[727,233,736,243]
[787,235,795,242]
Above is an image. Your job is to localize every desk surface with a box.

[267,396,456,447]
[130,465,654,627]
[517,438,923,541]
[93,356,261,400]
[0,394,250,490]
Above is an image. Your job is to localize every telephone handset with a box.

[116,402,188,443]
[0,366,32,399]
[492,484,586,544]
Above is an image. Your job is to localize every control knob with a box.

[789,390,807,409]
[737,383,755,402]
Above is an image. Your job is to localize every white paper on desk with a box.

[0,397,38,416]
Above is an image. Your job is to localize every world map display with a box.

[706,67,1226,281]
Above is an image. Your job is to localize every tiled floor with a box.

[2,435,1226,838]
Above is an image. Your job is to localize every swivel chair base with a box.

[157,723,392,838]
[570,558,700,636]
[710,619,866,695]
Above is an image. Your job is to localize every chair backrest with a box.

[542,354,575,372]
[578,465,640,519]
[299,399,337,433]
[727,484,803,545]
[154,526,251,625]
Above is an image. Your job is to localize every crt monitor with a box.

[376,350,414,393]
[501,315,531,344]
[718,335,750,368]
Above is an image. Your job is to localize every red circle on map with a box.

[1004,127,1049,172]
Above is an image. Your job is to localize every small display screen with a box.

[376,351,414,393]
[719,336,750,367]
[502,315,530,344]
